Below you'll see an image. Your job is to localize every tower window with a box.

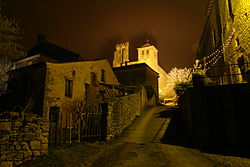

[142,50,144,55]
[146,50,149,54]
[122,48,125,63]
[65,79,73,98]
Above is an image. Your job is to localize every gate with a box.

[49,107,60,145]
[49,104,107,145]
[80,104,106,142]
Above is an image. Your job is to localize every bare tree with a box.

[0,1,26,94]
[62,98,87,143]
[163,67,192,99]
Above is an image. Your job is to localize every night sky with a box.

[4,0,209,72]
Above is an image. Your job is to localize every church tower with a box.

[137,40,158,69]
[113,42,129,67]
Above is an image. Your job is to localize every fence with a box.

[48,92,143,145]
[49,104,106,145]
[199,62,250,85]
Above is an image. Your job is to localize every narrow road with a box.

[92,106,218,167]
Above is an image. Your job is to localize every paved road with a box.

[92,106,218,167]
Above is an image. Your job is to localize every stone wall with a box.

[180,83,250,151]
[0,116,49,167]
[197,0,250,84]
[219,0,250,83]
[105,93,140,141]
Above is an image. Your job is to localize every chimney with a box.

[37,34,46,44]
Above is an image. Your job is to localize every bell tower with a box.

[113,42,129,67]
[137,40,158,69]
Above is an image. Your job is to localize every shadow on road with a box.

[160,106,250,158]
[159,106,193,148]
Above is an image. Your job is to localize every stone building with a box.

[197,0,250,84]
[113,63,159,108]
[6,59,119,140]
[113,41,168,99]
[1,36,120,143]
[5,35,119,115]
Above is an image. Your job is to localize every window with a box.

[122,48,125,57]
[101,69,106,83]
[235,38,240,47]
[91,72,97,86]
[146,50,149,54]
[227,0,234,19]
[212,29,217,47]
[142,50,144,55]
[49,107,60,145]
[65,79,73,97]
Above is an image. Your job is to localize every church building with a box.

[113,41,168,99]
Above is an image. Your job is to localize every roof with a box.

[26,41,82,62]
[140,42,152,48]
[113,63,158,76]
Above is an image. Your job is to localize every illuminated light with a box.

[199,27,235,70]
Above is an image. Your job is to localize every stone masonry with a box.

[106,93,140,141]
[0,115,49,167]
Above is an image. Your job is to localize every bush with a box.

[174,82,192,96]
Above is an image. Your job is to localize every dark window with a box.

[146,50,149,54]
[91,72,97,86]
[85,83,89,98]
[122,48,125,59]
[228,0,234,19]
[72,70,76,77]
[236,38,240,47]
[49,107,60,145]
[142,50,144,55]
[65,79,73,97]
[101,69,106,83]
[213,29,217,47]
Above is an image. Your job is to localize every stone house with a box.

[0,57,120,166]
[113,63,159,109]
[42,60,119,119]
[197,0,250,84]
[5,35,119,116]
[6,59,119,141]
[0,35,120,140]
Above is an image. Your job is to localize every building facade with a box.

[113,63,159,107]
[197,0,250,84]
[43,60,119,120]
[7,60,119,118]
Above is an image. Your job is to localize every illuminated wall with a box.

[137,44,158,67]
[113,42,129,67]
[43,60,119,120]
[197,0,250,84]
[219,0,250,83]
